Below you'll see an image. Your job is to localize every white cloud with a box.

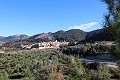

[69,22,98,31]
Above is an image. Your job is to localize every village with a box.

[21,40,69,49]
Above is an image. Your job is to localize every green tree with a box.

[102,0,120,60]
[65,55,86,80]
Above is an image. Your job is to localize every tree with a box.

[65,55,86,80]
[102,0,120,60]
[102,0,120,41]
[88,64,112,80]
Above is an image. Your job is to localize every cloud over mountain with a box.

[69,22,98,31]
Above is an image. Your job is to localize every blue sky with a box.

[0,0,107,36]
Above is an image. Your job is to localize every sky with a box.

[0,0,107,36]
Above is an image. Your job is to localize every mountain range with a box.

[0,28,114,43]
[85,29,114,41]
[0,35,29,42]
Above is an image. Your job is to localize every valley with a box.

[0,29,119,80]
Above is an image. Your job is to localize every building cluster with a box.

[21,40,69,49]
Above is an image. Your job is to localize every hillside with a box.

[27,33,53,42]
[52,29,86,42]
[0,36,5,40]
[0,28,114,44]
[0,35,29,42]
[85,29,114,41]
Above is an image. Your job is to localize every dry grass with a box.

[50,72,64,80]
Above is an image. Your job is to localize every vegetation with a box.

[0,0,120,80]
[52,29,86,43]
[86,29,114,42]
[61,41,112,57]
[102,0,120,59]
[102,0,120,79]
[0,48,117,80]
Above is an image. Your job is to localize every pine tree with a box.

[102,0,120,60]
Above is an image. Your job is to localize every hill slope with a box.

[0,28,114,44]
[0,36,5,40]
[0,35,29,42]
[27,33,53,42]
[52,29,86,42]
[85,29,114,41]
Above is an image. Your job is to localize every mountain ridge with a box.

[0,34,29,42]
[0,28,114,43]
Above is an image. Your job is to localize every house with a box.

[22,40,69,49]
[36,40,69,49]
